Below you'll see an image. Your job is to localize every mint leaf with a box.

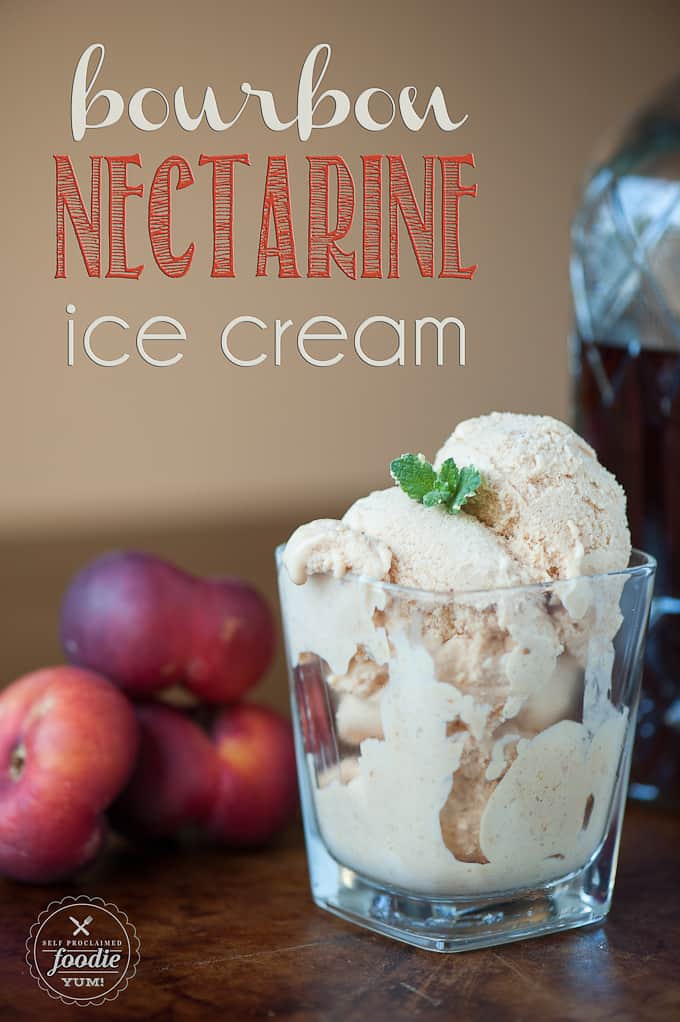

[391,452,482,516]
[450,465,481,512]
[390,454,436,501]
[437,458,459,493]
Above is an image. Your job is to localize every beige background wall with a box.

[1,0,679,536]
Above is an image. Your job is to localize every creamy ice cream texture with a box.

[280,413,632,895]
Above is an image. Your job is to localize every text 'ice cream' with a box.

[279,413,632,895]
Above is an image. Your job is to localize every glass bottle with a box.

[571,78,680,806]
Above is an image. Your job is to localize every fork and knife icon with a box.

[69,914,94,937]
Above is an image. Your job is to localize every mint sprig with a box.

[390,453,481,515]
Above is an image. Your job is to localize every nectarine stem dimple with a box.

[9,742,26,781]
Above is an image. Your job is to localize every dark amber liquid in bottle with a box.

[575,336,680,805]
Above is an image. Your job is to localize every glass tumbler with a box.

[277,547,656,952]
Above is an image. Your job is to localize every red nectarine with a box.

[206,704,298,847]
[0,666,138,883]
[184,578,275,702]
[60,551,275,701]
[110,703,219,839]
[60,552,188,696]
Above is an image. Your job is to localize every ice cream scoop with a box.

[434,412,630,580]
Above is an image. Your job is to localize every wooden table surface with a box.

[0,517,679,1020]
[0,804,678,1022]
